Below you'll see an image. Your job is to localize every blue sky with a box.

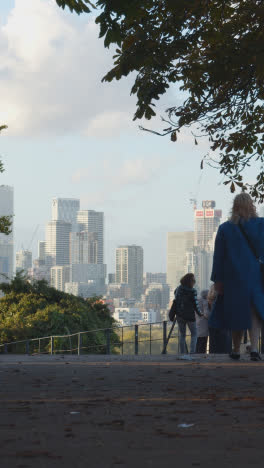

[0,0,257,272]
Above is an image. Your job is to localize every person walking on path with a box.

[210,193,264,361]
[173,273,202,354]
[196,289,210,353]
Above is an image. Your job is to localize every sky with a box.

[0,0,257,272]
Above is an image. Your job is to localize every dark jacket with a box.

[174,285,202,322]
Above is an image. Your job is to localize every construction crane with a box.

[189,171,203,211]
[189,198,197,211]
[27,225,40,251]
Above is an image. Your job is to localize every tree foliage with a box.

[55,0,95,14]
[57,0,264,200]
[0,272,117,352]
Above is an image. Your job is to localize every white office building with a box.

[16,250,32,273]
[113,307,156,326]
[115,245,144,299]
[194,200,222,249]
[167,232,194,291]
[76,210,104,264]
[0,185,14,281]
[50,265,71,291]
[45,220,71,266]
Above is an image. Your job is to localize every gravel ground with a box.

[0,354,263,468]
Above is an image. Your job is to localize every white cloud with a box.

[85,110,134,138]
[0,0,137,136]
[111,158,162,187]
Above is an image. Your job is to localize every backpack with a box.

[177,290,196,322]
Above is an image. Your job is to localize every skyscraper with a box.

[52,198,80,228]
[0,185,14,281]
[38,241,46,263]
[194,200,222,249]
[77,210,104,263]
[70,231,98,264]
[167,232,194,291]
[115,245,144,299]
[45,220,71,266]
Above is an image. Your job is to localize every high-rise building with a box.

[143,283,170,309]
[115,245,144,299]
[167,232,194,291]
[38,241,46,263]
[16,250,32,273]
[186,247,213,293]
[194,200,222,249]
[77,210,104,263]
[144,272,167,286]
[0,185,14,281]
[65,263,106,296]
[52,198,80,228]
[50,265,71,291]
[108,273,116,284]
[70,231,98,264]
[45,220,71,266]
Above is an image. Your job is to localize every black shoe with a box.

[229,352,240,360]
[250,352,262,361]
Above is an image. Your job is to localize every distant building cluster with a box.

[0,188,229,327]
[29,198,107,298]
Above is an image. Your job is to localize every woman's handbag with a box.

[169,299,177,321]
[168,287,179,321]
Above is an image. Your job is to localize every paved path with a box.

[0,354,263,467]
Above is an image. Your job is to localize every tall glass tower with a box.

[77,210,104,264]
[0,185,14,281]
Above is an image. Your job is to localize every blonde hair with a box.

[230,193,257,224]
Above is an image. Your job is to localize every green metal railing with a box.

[0,321,187,356]
[2,322,262,356]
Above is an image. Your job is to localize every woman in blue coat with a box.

[210,193,264,361]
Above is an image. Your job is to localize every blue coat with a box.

[210,217,264,330]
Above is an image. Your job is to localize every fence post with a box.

[135,325,138,355]
[121,327,124,355]
[50,336,54,355]
[105,329,111,355]
[163,321,167,354]
[78,333,82,356]
[4,343,8,354]
[25,340,29,354]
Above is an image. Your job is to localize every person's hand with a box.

[214,281,224,295]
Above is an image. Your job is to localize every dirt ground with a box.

[0,354,264,468]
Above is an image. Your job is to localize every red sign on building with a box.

[205,209,214,218]
[195,210,204,218]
